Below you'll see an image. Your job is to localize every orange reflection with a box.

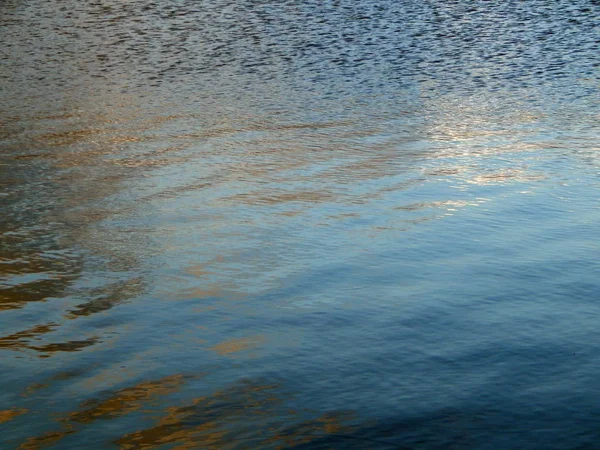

[69,374,186,424]
[114,380,355,450]
[28,337,99,355]
[21,383,48,398]
[209,336,265,356]
[0,322,100,356]
[0,323,57,350]
[0,409,28,424]
[19,429,76,450]
[17,374,188,449]
[0,276,75,312]
[115,381,277,450]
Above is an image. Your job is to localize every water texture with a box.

[1,0,600,448]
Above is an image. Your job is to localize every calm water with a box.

[1,0,600,448]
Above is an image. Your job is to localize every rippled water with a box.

[1,0,600,448]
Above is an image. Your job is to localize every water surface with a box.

[1,0,600,448]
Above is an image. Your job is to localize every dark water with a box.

[1,0,600,448]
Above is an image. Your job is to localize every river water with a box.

[1,0,599,448]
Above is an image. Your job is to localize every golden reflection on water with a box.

[19,429,76,450]
[0,86,161,360]
[16,376,355,450]
[17,374,189,450]
[0,320,99,357]
[0,323,57,351]
[209,336,265,356]
[0,409,28,424]
[20,383,48,398]
[28,337,100,356]
[115,380,354,450]
[0,273,78,313]
[69,375,187,424]
[0,275,144,355]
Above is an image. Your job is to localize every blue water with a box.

[1,0,600,448]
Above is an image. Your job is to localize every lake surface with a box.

[1,0,600,448]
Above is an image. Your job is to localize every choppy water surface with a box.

[1,0,600,448]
